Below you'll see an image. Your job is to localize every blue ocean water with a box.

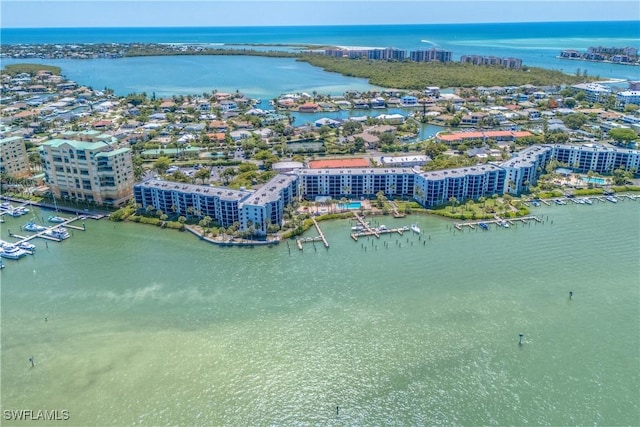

[1,21,639,97]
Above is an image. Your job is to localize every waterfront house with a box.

[298,102,319,113]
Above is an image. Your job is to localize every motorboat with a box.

[582,198,593,205]
[48,215,66,223]
[18,241,36,253]
[479,222,489,230]
[605,195,618,203]
[0,244,28,259]
[46,227,70,240]
[410,223,421,234]
[23,221,48,232]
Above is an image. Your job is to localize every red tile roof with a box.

[309,158,370,169]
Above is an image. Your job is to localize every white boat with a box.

[18,241,36,252]
[605,195,618,203]
[410,223,421,234]
[23,221,47,232]
[46,227,70,240]
[48,215,66,223]
[5,207,27,217]
[583,198,593,204]
[500,220,510,228]
[378,225,388,231]
[351,225,365,231]
[0,244,28,260]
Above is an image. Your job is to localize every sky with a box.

[1,0,638,28]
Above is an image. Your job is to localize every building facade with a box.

[0,136,30,178]
[40,138,134,206]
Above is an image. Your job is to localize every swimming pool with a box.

[338,202,362,210]
[582,177,607,185]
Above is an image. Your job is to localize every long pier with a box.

[454,215,541,231]
[296,217,329,251]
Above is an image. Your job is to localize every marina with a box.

[0,203,88,263]
[454,216,542,231]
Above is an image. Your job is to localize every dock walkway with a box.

[454,215,541,231]
[7,216,86,244]
[296,217,330,250]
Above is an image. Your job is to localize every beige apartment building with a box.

[40,137,134,207]
[0,136,30,178]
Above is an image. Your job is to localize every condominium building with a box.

[616,91,640,108]
[0,136,30,178]
[239,174,298,235]
[40,138,134,206]
[297,167,416,200]
[551,144,640,175]
[134,180,251,227]
[134,175,298,236]
[501,145,554,194]
[414,164,506,208]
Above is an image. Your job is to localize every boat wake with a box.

[420,39,438,46]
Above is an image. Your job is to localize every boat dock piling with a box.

[296,217,329,251]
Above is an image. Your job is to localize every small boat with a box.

[46,227,70,240]
[5,207,27,217]
[479,222,489,230]
[23,221,47,232]
[531,200,540,207]
[0,244,28,260]
[48,215,66,223]
[605,195,618,203]
[410,223,421,234]
[18,241,36,252]
[583,198,593,205]
[378,225,388,231]
[351,225,365,231]
[554,199,567,205]
[499,220,510,228]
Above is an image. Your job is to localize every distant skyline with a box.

[1,0,639,28]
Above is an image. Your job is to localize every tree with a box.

[194,167,210,184]
[608,128,637,146]
[153,156,172,174]
[562,113,587,130]
[448,196,458,213]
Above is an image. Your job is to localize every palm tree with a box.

[448,196,458,213]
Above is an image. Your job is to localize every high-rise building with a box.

[40,138,134,207]
[0,136,30,178]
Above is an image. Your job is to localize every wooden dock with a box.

[7,216,86,245]
[296,217,329,251]
[389,201,406,218]
[454,216,541,231]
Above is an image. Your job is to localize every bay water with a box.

[1,200,638,425]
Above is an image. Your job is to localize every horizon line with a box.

[2,19,638,30]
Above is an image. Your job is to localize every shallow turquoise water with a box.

[1,200,639,425]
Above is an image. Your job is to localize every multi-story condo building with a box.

[134,175,298,236]
[239,174,298,235]
[297,167,416,200]
[414,164,506,207]
[0,136,30,178]
[501,145,554,194]
[551,144,640,175]
[616,90,640,108]
[409,49,453,63]
[40,138,134,206]
[460,55,522,69]
[571,83,611,103]
[134,180,251,227]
